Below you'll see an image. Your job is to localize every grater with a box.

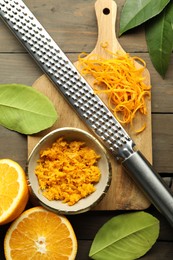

[0,0,173,227]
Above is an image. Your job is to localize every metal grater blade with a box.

[0,0,135,159]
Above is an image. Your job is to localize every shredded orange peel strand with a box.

[77,48,151,133]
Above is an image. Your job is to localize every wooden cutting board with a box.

[28,0,152,210]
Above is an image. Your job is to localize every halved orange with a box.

[4,206,78,260]
[0,159,29,225]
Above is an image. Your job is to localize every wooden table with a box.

[0,0,173,259]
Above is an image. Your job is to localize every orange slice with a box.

[4,206,78,260]
[0,159,29,225]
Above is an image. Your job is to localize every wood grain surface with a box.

[28,0,152,210]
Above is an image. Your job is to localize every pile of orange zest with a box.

[78,50,151,133]
[35,137,101,206]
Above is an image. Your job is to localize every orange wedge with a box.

[0,159,29,225]
[4,206,78,260]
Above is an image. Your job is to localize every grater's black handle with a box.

[122,151,173,227]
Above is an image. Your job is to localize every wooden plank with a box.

[68,206,173,241]
[0,53,173,113]
[1,203,173,259]
[0,55,173,173]
[0,0,147,53]
[1,212,173,260]
[0,126,27,169]
[0,231,173,260]
[1,113,173,173]
[152,114,173,173]
[0,53,42,85]
[0,54,173,166]
[74,240,173,260]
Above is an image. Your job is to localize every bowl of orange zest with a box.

[27,127,111,214]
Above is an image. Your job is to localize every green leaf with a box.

[145,2,173,77]
[89,212,159,260]
[0,84,58,134]
[119,0,170,35]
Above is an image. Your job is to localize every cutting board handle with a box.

[93,0,124,56]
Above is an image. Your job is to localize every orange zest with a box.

[78,50,151,133]
[35,138,101,206]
